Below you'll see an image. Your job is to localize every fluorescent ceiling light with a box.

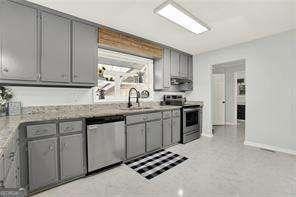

[154,0,210,35]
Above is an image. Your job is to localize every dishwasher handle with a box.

[86,115,124,125]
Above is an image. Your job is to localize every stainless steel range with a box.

[163,95,202,144]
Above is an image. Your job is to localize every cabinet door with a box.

[146,120,162,152]
[28,138,58,191]
[72,21,97,84]
[163,48,171,88]
[41,12,70,83]
[153,58,164,90]
[170,50,180,77]
[60,134,84,180]
[0,154,3,185]
[0,1,37,81]
[179,54,188,78]
[126,123,145,159]
[188,55,193,81]
[172,117,181,144]
[163,118,172,147]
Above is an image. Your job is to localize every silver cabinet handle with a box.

[65,126,74,131]
[49,145,54,151]
[35,129,48,135]
[9,152,15,161]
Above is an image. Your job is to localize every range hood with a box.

[171,77,192,85]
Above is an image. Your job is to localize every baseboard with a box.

[202,133,213,138]
[244,141,296,156]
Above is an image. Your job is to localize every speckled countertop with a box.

[0,101,203,155]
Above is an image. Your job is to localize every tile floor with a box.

[34,124,296,197]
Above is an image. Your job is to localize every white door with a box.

[212,74,226,125]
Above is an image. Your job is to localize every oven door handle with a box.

[183,108,200,113]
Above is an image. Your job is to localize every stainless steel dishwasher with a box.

[86,115,125,173]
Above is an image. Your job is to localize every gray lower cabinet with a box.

[146,120,162,152]
[0,0,37,81]
[126,123,145,159]
[40,12,71,83]
[172,117,181,143]
[4,150,19,188]
[162,118,172,147]
[0,154,3,186]
[60,134,84,181]
[72,21,97,84]
[28,137,58,191]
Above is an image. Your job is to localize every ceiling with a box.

[28,0,296,55]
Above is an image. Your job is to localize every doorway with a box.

[211,59,246,129]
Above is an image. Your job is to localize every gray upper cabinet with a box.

[179,53,188,78]
[170,50,180,77]
[40,12,70,83]
[163,118,172,147]
[126,123,146,159]
[28,137,58,191]
[60,134,84,181]
[154,48,171,90]
[72,21,97,84]
[146,120,162,152]
[188,55,193,81]
[163,48,171,88]
[0,1,37,81]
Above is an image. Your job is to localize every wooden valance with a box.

[98,27,163,59]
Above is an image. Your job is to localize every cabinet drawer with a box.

[126,114,147,125]
[172,110,180,117]
[146,112,162,121]
[27,123,57,138]
[162,111,171,119]
[59,121,83,134]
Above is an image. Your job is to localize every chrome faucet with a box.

[128,88,140,108]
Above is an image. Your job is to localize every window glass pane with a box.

[94,49,153,102]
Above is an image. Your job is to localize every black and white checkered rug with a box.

[125,149,188,180]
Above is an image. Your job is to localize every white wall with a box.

[188,29,296,153]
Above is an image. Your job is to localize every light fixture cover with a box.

[154,0,210,35]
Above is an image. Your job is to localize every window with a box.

[94,49,154,102]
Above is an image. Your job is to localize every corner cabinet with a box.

[0,0,98,87]
[0,1,38,81]
[72,21,98,85]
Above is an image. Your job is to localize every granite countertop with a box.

[0,104,185,154]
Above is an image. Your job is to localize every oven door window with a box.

[186,110,199,127]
